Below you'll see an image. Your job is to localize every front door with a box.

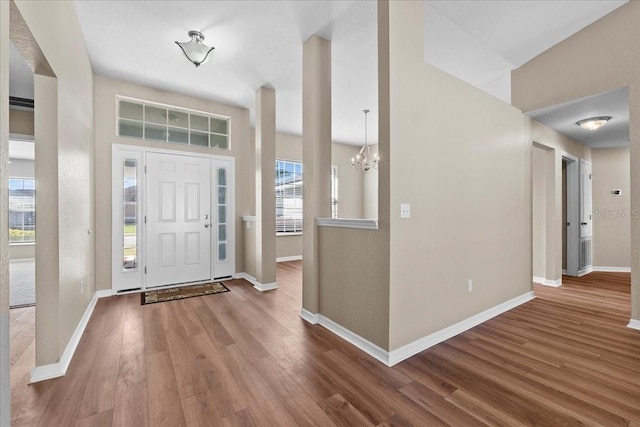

[146,152,211,287]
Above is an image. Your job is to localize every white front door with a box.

[146,152,211,287]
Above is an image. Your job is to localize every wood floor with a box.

[10,263,640,426]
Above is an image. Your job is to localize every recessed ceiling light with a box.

[576,116,611,131]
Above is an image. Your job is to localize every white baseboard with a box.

[299,291,535,367]
[533,277,562,287]
[237,273,278,292]
[276,255,303,263]
[30,289,111,383]
[388,291,536,365]
[628,319,640,331]
[593,266,631,273]
[299,308,319,324]
[95,289,114,298]
[578,267,592,277]
[319,315,390,366]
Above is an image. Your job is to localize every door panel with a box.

[146,152,211,287]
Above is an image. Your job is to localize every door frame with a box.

[111,144,235,293]
[561,151,580,277]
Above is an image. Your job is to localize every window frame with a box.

[276,159,303,235]
[116,95,231,150]
[8,176,36,245]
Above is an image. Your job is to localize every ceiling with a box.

[527,88,629,149]
[8,1,628,146]
[423,0,627,104]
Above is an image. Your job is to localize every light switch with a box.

[401,203,411,218]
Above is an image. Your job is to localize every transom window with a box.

[9,178,35,244]
[117,97,230,149]
[276,160,303,234]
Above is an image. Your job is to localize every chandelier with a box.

[351,109,379,172]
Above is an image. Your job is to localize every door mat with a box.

[141,282,229,305]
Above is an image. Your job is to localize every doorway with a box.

[112,145,235,293]
[562,154,580,277]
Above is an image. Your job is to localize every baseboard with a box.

[593,266,631,273]
[299,308,319,324]
[300,291,535,367]
[628,319,640,331]
[30,289,111,383]
[237,272,278,292]
[318,315,390,366]
[534,277,562,287]
[388,291,536,365]
[95,289,114,298]
[578,267,592,277]
[276,255,303,263]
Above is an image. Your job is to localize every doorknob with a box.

[581,222,587,226]
[205,224,210,228]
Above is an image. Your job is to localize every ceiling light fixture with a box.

[352,109,379,172]
[175,31,214,67]
[576,116,611,131]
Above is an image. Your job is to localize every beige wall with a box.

[388,0,532,351]
[13,0,96,365]
[592,147,631,268]
[9,109,33,135]
[512,0,640,319]
[93,75,252,291]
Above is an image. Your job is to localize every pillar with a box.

[302,35,332,315]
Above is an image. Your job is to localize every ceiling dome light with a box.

[576,116,611,131]
[175,31,214,67]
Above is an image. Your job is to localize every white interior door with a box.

[580,159,593,237]
[146,152,211,287]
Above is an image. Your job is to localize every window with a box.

[9,178,35,244]
[276,160,303,234]
[117,97,230,149]
[122,159,138,270]
[331,165,338,219]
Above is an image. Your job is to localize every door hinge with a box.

[144,216,147,224]
[145,165,147,173]
[144,266,147,274]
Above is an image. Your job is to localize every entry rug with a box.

[141,282,229,305]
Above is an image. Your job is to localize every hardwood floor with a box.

[10,264,640,426]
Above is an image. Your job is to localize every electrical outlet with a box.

[467,279,473,293]
[401,203,411,218]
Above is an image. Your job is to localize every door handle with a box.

[205,224,210,228]
[581,222,588,226]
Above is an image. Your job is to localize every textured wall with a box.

[388,0,532,350]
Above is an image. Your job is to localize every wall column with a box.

[302,35,332,315]
[254,86,277,290]
[0,1,11,422]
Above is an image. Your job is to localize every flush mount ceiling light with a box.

[576,116,611,131]
[351,109,379,172]
[175,31,214,67]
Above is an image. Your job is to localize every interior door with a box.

[146,152,211,287]
[580,159,593,237]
